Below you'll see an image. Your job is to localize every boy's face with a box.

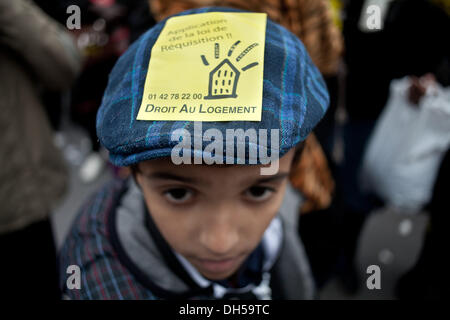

[135,149,295,281]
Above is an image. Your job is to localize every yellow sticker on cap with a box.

[136,12,267,122]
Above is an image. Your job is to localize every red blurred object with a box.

[89,0,115,7]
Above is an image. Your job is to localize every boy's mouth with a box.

[193,255,243,275]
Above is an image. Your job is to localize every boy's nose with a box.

[199,210,239,257]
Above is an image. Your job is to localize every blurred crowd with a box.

[0,0,449,300]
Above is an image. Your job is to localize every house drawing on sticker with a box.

[204,58,240,99]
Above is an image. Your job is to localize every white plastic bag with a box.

[360,77,450,213]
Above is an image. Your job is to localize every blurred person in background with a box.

[396,146,450,299]
[40,0,155,183]
[332,0,450,293]
[0,0,82,299]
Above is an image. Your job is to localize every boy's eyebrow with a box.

[144,172,202,184]
[143,171,290,184]
[146,172,198,183]
[254,172,289,184]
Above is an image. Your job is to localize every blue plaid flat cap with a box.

[97,7,329,166]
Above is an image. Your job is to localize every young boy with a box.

[59,7,329,300]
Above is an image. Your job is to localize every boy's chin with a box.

[200,267,240,282]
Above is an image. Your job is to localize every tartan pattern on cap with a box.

[96,7,329,166]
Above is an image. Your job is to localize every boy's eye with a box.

[164,188,193,204]
[245,186,274,202]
